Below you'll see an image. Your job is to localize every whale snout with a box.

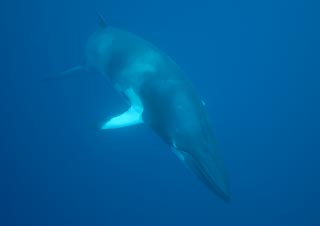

[181,141,230,202]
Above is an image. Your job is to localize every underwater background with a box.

[1,0,319,225]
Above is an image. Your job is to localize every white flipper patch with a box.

[101,89,144,129]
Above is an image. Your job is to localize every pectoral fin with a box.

[101,88,144,130]
[101,106,143,129]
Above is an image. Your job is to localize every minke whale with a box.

[65,16,230,201]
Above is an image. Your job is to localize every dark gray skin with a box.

[85,24,230,202]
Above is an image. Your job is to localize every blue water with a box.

[1,0,319,225]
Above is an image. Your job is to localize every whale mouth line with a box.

[181,150,230,202]
[196,162,230,202]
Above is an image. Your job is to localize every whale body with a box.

[80,19,230,201]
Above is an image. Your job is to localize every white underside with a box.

[101,88,144,129]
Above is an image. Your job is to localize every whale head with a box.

[180,137,230,202]
[172,111,230,202]
[140,78,230,201]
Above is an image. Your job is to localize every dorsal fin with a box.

[97,13,107,28]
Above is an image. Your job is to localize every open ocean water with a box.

[0,0,319,225]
